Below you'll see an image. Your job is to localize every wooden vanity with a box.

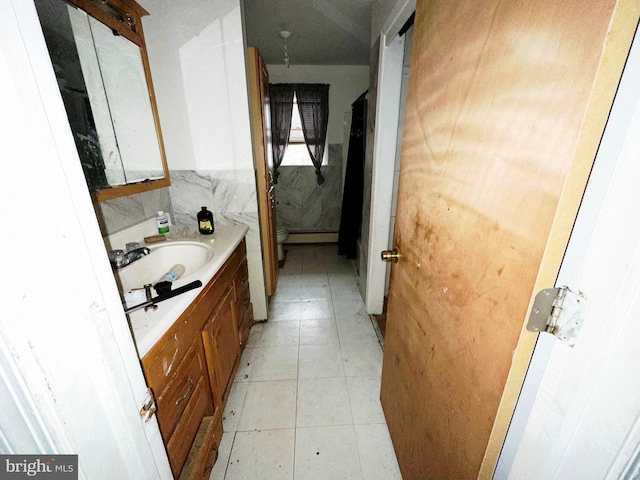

[140,238,253,479]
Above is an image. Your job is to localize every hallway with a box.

[210,244,402,479]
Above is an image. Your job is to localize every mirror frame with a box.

[67,0,170,202]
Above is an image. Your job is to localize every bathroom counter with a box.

[126,223,248,357]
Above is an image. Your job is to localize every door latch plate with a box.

[139,388,156,422]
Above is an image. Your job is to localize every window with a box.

[280,93,328,167]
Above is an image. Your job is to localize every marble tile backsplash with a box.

[94,186,172,236]
[170,168,267,320]
[169,169,258,225]
[275,143,343,232]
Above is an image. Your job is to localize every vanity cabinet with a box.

[141,239,252,479]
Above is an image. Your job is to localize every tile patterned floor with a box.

[210,244,402,480]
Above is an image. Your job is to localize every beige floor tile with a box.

[300,299,334,320]
[222,382,248,432]
[298,272,329,288]
[268,301,302,322]
[225,429,295,480]
[328,270,359,285]
[236,380,297,431]
[299,320,339,346]
[250,346,298,381]
[297,377,353,427]
[333,298,368,317]
[271,284,302,302]
[244,323,264,348]
[294,425,363,480]
[335,315,379,343]
[258,321,300,347]
[234,347,258,383]
[355,424,402,480]
[340,342,383,377]
[346,376,385,425]
[298,344,344,378]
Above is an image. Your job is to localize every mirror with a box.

[35,0,170,201]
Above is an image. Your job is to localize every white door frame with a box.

[365,0,415,314]
[495,21,640,479]
[1,1,171,477]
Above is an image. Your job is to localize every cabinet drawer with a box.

[155,340,207,440]
[233,260,250,299]
[178,415,223,480]
[239,303,254,348]
[235,284,252,323]
[167,374,210,477]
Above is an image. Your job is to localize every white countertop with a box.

[127,224,248,358]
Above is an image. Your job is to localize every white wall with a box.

[141,0,253,172]
[266,64,370,145]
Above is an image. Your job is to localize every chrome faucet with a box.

[109,247,150,269]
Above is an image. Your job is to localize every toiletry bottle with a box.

[154,264,186,295]
[156,210,169,234]
[198,206,214,235]
[156,264,186,284]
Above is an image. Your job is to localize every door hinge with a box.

[526,286,587,347]
[139,388,156,423]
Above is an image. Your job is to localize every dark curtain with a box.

[338,91,367,259]
[268,84,295,184]
[295,84,330,185]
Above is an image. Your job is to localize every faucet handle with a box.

[126,242,141,252]
[109,249,125,268]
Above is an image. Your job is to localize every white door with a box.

[1,2,171,478]
[498,23,640,479]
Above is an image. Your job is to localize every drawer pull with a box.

[240,277,248,285]
[175,375,194,405]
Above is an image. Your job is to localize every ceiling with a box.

[243,0,373,66]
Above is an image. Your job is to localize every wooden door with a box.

[248,47,278,296]
[379,1,638,478]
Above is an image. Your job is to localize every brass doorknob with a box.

[381,248,401,263]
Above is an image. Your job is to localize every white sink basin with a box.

[114,241,214,293]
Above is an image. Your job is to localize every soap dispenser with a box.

[198,206,214,235]
[156,210,169,234]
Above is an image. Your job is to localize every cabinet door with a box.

[202,286,240,405]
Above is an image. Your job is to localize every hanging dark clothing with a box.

[338,91,367,259]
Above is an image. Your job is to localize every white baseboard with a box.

[285,232,339,244]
